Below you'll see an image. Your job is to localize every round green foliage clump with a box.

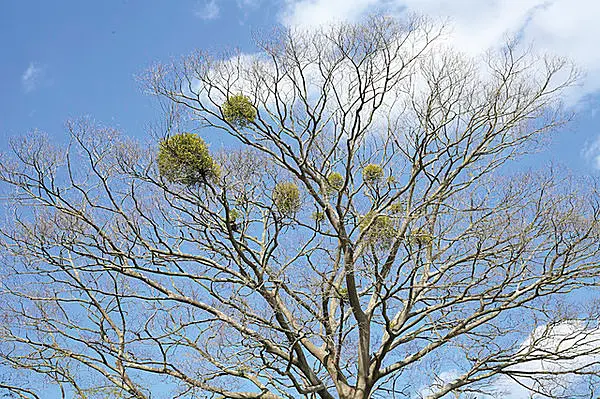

[410,228,434,246]
[327,172,344,192]
[158,133,220,186]
[273,182,301,216]
[225,209,242,232]
[359,212,396,246]
[222,94,256,127]
[311,211,326,223]
[389,202,404,214]
[362,164,384,185]
[228,209,240,223]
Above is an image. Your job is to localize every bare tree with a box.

[1,16,599,399]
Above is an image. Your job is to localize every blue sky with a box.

[1,0,599,173]
[0,1,275,144]
[1,1,600,397]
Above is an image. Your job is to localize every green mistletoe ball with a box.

[158,133,220,186]
[362,164,384,184]
[273,182,301,216]
[222,94,256,127]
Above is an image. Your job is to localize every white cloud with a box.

[582,135,600,169]
[281,0,383,27]
[419,370,461,398]
[21,62,44,93]
[492,321,600,398]
[280,0,600,103]
[195,0,220,20]
[422,322,600,398]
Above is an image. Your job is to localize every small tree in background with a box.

[1,15,600,399]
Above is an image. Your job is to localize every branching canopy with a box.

[1,15,599,399]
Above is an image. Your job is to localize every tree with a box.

[1,15,599,399]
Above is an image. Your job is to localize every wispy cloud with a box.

[22,62,44,93]
[195,0,220,20]
[236,0,261,9]
[582,135,600,169]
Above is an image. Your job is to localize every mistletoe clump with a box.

[388,201,404,214]
[222,94,256,127]
[273,182,301,216]
[362,164,384,184]
[410,228,434,245]
[311,211,326,222]
[157,133,220,186]
[227,209,240,223]
[359,212,397,246]
[327,172,345,192]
